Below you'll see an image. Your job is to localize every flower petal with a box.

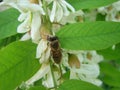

[36,39,48,58]
[40,47,51,63]
[42,71,54,88]
[18,3,45,14]
[50,1,57,22]
[55,2,63,22]
[20,33,31,41]
[62,0,75,12]
[18,13,27,22]
[17,12,31,33]
[26,63,50,85]
[59,1,70,16]
[31,12,41,42]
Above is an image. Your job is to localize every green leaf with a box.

[97,44,120,60]
[66,0,118,10]
[96,13,105,21]
[56,21,120,50]
[57,80,103,90]
[0,41,40,90]
[111,87,120,90]
[0,8,20,40]
[28,86,46,90]
[34,79,42,86]
[0,34,22,49]
[62,70,70,80]
[100,62,120,87]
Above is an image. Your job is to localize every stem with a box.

[50,61,57,90]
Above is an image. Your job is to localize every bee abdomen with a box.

[52,50,62,64]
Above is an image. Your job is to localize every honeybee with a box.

[47,35,62,64]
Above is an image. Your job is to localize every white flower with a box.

[20,32,31,41]
[62,50,103,86]
[60,10,84,25]
[26,63,50,85]
[17,1,45,42]
[18,11,42,43]
[36,39,48,59]
[17,11,32,33]
[84,51,103,64]
[97,1,120,22]
[1,0,45,42]
[36,39,51,64]
[42,71,54,88]
[70,63,102,86]
[48,0,75,22]
[113,1,120,11]
[40,47,51,63]
[30,12,42,43]
[42,68,62,88]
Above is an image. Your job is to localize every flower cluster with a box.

[0,0,103,89]
[98,0,120,22]
[62,50,103,86]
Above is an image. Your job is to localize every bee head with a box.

[47,36,58,41]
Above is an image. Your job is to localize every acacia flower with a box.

[47,0,75,22]
[98,1,120,22]
[36,39,50,63]
[0,0,45,43]
[62,50,103,86]
[60,10,84,25]
[26,63,50,85]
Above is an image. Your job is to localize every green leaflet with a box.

[100,62,120,88]
[0,8,20,40]
[97,43,120,60]
[28,86,46,90]
[66,0,118,10]
[56,21,120,50]
[57,80,103,90]
[0,41,40,90]
[111,88,120,90]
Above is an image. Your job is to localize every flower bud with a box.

[86,52,92,60]
[68,54,80,69]
[30,0,39,4]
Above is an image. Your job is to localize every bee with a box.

[47,35,62,64]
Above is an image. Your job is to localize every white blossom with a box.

[20,32,31,41]
[60,10,84,25]
[48,0,75,22]
[0,0,45,42]
[36,39,48,59]
[62,50,103,86]
[70,64,102,86]
[98,0,120,22]
[26,63,50,85]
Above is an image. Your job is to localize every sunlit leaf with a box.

[0,41,40,90]
[56,21,120,50]
[57,80,103,90]
[0,8,20,40]
[97,43,120,60]
[100,62,120,87]
[66,0,118,10]
[28,86,46,90]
